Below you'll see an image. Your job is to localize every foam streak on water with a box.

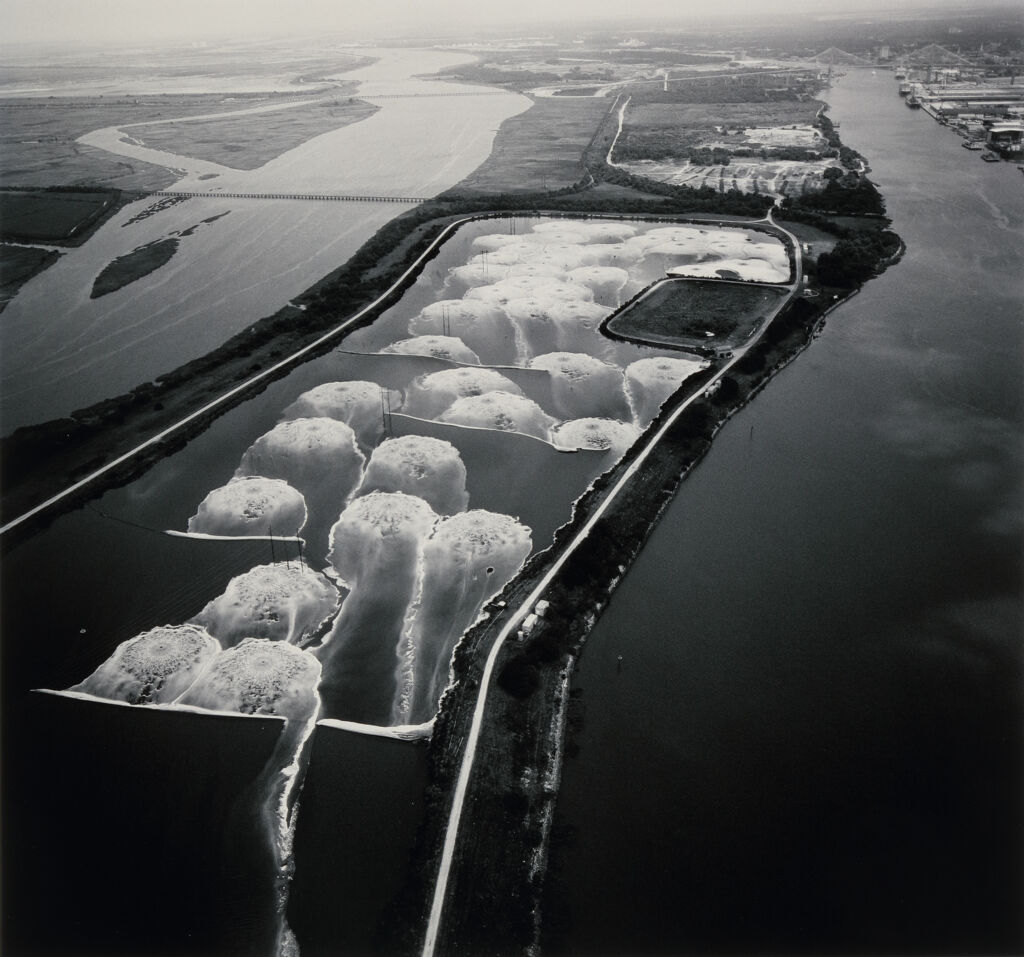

[394,510,532,726]
[316,491,438,724]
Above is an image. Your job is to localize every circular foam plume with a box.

[546,300,610,327]
[530,352,628,419]
[506,262,567,280]
[235,417,365,502]
[626,356,708,427]
[506,298,610,361]
[357,435,469,515]
[465,276,593,306]
[282,380,400,448]
[70,624,220,706]
[188,476,307,538]
[572,221,638,242]
[191,563,341,648]
[551,417,641,454]
[525,226,590,245]
[567,266,630,306]
[588,242,643,267]
[482,241,552,266]
[448,261,509,289]
[528,243,601,270]
[409,300,513,364]
[404,367,523,419]
[438,391,554,441]
[530,351,617,380]
[428,509,532,562]
[383,336,480,364]
[472,233,526,252]
[178,638,321,719]
[328,490,438,585]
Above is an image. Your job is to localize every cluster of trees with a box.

[780,176,886,216]
[815,229,901,287]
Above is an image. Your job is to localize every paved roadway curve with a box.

[420,210,802,957]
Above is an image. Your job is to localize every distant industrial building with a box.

[985,121,1024,154]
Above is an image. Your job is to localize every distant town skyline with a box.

[0,0,996,46]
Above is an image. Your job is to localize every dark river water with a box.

[543,72,1023,955]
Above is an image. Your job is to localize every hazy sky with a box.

[0,0,982,45]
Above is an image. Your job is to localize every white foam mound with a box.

[626,356,708,426]
[357,435,469,515]
[188,476,307,538]
[588,242,643,267]
[428,509,533,561]
[178,637,321,719]
[404,367,523,419]
[545,300,610,327]
[566,265,630,306]
[409,300,512,363]
[465,276,594,306]
[524,227,590,246]
[571,221,638,243]
[191,563,341,648]
[438,391,555,441]
[530,351,617,380]
[448,261,510,288]
[626,226,711,255]
[505,262,568,280]
[396,510,533,724]
[328,490,438,585]
[235,417,365,501]
[382,336,480,364]
[551,417,641,454]
[530,352,627,419]
[282,380,400,447]
[414,298,500,329]
[471,233,526,252]
[69,624,221,706]
[479,241,550,267]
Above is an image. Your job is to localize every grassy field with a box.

[132,97,377,170]
[0,189,117,241]
[0,92,342,190]
[446,96,610,194]
[90,238,179,299]
[608,278,786,350]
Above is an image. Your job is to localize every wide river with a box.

[544,71,1023,954]
[0,48,529,434]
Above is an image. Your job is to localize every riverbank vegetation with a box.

[90,237,179,298]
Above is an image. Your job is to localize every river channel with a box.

[0,48,529,434]
[544,71,1023,954]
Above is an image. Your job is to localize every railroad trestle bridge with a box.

[145,189,430,204]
